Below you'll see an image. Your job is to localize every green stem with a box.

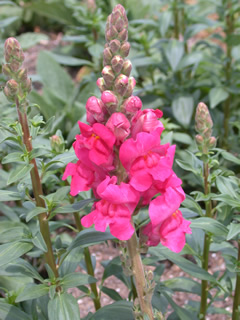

[199,163,212,319]
[223,0,234,149]
[16,99,58,278]
[173,0,179,40]
[73,211,101,310]
[127,228,154,320]
[232,240,240,320]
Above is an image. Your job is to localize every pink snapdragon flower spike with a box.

[62,4,191,250]
[143,210,192,253]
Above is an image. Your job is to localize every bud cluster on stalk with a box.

[3,37,31,103]
[195,102,216,154]
[94,4,136,120]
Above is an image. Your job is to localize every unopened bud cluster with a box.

[95,4,135,119]
[195,102,216,153]
[3,37,31,102]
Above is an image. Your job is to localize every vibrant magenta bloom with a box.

[131,109,164,139]
[119,131,175,191]
[74,122,116,169]
[86,96,106,125]
[143,210,192,253]
[81,176,140,240]
[106,112,130,144]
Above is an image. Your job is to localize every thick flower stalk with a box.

[63,4,191,318]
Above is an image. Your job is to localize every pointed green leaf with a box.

[32,231,48,252]
[0,301,32,320]
[89,301,134,320]
[0,241,33,267]
[16,283,49,302]
[61,272,96,290]
[0,190,22,201]
[190,217,228,237]
[7,164,33,185]
[48,292,80,320]
[172,96,194,127]
[227,222,240,241]
[26,206,48,222]
[209,87,229,109]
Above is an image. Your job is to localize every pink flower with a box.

[143,210,192,253]
[119,131,175,192]
[106,112,130,144]
[74,122,116,169]
[131,109,164,139]
[81,176,140,240]
[86,96,106,125]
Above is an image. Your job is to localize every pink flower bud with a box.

[195,134,204,145]
[106,112,130,144]
[4,79,19,101]
[106,25,118,41]
[118,29,128,41]
[114,74,129,96]
[111,55,124,73]
[120,42,130,57]
[122,96,142,117]
[96,77,106,92]
[4,38,24,68]
[122,60,132,76]
[9,59,22,73]
[103,47,112,64]
[131,109,164,138]
[102,65,115,86]
[208,136,216,149]
[101,90,118,113]
[21,78,31,94]
[124,77,136,97]
[86,96,106,124]
[110,39,121,53]
[17,68,28,82]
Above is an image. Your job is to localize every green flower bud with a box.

[96,77,107,92]
[17,68,28,82]
[2,64,12,78]
[102,65,115,86]
[4,79,19,101]
[122,60,132,76]
[4,37,24,65]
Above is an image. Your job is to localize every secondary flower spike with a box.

[63,4,191,251]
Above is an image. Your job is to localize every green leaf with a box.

[149,246,216,282]
[163,292,193,320]
[159,11,172,37]
[37,51,74,103]
[209,87,229,109]
[3,258,43,282]
[0,190,22,201]
[212,194,240,208]
[216,176,238,198]
[16,32,49,50]
[48,52,93,66]
[163,277,202,295]
[0,241,33,267]
[172,96,194,127]
[26,206,48,222]
[48,292,80,320]
[16,283,49,302]
[101,286,123,301]
[0,221,27,243]
[61,272,96,290]
[0,301,32,320]
[220,150,240,165]
[2,152,23,164]
[32,231,48,252]
[227,222,240,241]
[29,1,76,25]
[7,164,33,185]
[89,301,134,320]
[190,217,228,237]
[164,40,184,71]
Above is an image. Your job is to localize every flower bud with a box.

[101,90,118,113]
[106,112,130,144]
[122,60,132,76]
[103,47,112,65]
[124,77,136,97]
[106,25,118,42]
[114,74,129,96]
[110,39,121,53]
[86,96,106,124]
[2,64,12,78]
[118,29,128,41]
[4,37,24,65]
[4,79,19,101]
[122,96,142,117]
[17,68,28,82]
[50,134,65,153]
[111,55,124,73]
[21,78,32,94]
[208,136,217,149]
[96,77,107,92]
[195,134,204,145]
[195,102,213,134]
[9,59,22,73]
[120,42,130,57]
[102,65,115,86]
